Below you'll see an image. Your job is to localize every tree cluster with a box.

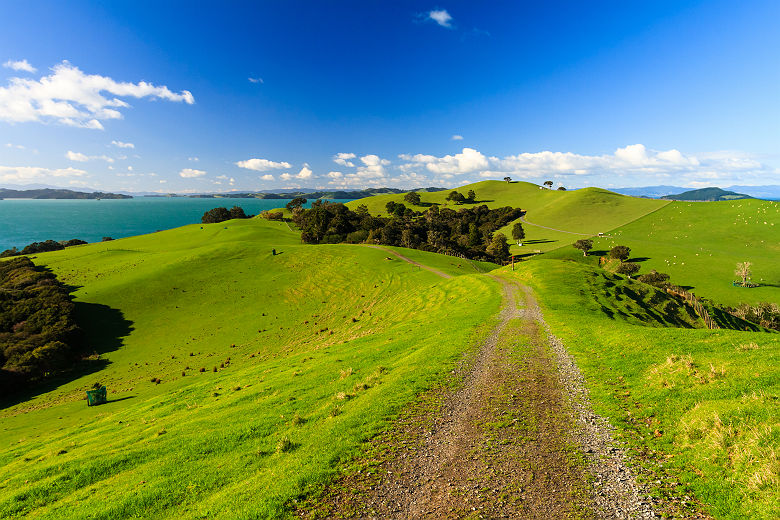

[201,206,250,224]
[0,257,83,390]
[292,201,522,262]
[727,301,780,331]
[1,238,89,258]
[445,190,477,204]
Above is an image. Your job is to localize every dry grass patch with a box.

[647,354,727,388]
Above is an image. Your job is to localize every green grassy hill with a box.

[0,219,501,519]
[584,199,780,306]
[347,180,669,254]
[509,259,778,519]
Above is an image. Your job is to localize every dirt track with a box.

[299,273,657,519]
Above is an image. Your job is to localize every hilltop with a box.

[0,188,131,199]
[662,187,752,201]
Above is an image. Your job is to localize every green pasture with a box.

[584,199,780,306]
[0,219,501,519]
[509,259,778,519]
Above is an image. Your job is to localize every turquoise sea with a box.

[0,197,335,252]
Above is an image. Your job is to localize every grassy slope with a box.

[586,199,780,306]
[508,259,779,519]
[346,180,668,255]
[0,219,501,519]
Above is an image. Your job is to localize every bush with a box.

[202,207,231,224]
[609,245,631,262]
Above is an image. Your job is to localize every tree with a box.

[202,207,230,224]
[403,192,422,206]
[609,245,631,262]
[616,262,640,278]
[229,206,247,219]
[503,176,512,183]
[466,189,476,203]
[446,191,466,204]
[735,261,752,286]
[543,180,554,189]
[285,197,307,212]
[385,201,397,214]
[557,186,566,191]
[511,222,525,241]
[573,239,593,257]
[637,270,670,288]
[486,233,510,261]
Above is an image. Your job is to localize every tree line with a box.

[0,238,95,258]
[289,200,523,262]
[0,257,83,392]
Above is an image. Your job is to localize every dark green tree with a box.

[466,190,476,203]
[229,206,247,219]
[616,262,640,278]
[511,222,525,241]
[202,207,231,224]
[486,233,510,261]
[573,239,593,257]
[285,197,307,212]
[403,192,421,206]
[609,245,631,262]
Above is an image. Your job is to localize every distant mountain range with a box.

[0,188,131,199]
[660,187,752,201]
[612,184,780,200]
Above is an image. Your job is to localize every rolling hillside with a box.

[347,180,669,254]
[0,219,500,519]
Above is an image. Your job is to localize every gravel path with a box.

[299,275,657,519]
[520,285,657,519]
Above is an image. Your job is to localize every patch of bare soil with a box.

[298,277,605,519]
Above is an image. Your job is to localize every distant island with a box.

[661,187,752,202]
[145,187,447,200]
[0,188,132,199]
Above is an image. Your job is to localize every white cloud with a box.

[3,59,36,73]
[248,77,264,84]
[400,147,489,175]
[159,180,167,184]
[66,150,89,162]
[451,134,463,140]
[188,156,199,162]
[260,174,274,181]
[66,150,115,163]
[0,165,87,182]
[280,173,292,181]
[216,175,228,180]
[297,165,313,179]
[428,9,453,28]
[0,61,194,129]
[5,143,25,149]
[333,152,356,167]
[235,157,292,171]
[179,168,206,178]
[111,140,134,149]
[327,171,343,179]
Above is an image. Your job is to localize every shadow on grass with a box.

[628,257,651,263]
[523,239,556,245]
[0,302,133,410]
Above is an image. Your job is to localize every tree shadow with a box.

[628,257,651,263]
[523,239,556,245]
[590,250,609,257]
[0,302,133,410]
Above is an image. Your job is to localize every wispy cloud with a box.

[179,168,206,178]
[235,157,292,171]
[427,9,453,28]
[451,134,463,141]
[111,140,135,149]
[248,77,264,84]
[3,59,36,73]
[66,150,115,163]
[0,61,194,129]
[0,165,87,182]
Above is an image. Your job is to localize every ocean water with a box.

[0,197,337,251]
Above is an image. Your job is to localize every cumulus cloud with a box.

[428,9,453,28]
[333,152,356,167]
[0,165,87,182]
[327,171,343,179]
[66,150,115,163]
[400,147,489,175]
[451,134,463,140]
[297,165,313,179]
[179,168,206,178]
[260,174,274,181]
[3,59,36,73]
[0,60,194,129]
[111,140,134,149]
[326,154,393,187]
[235,157,292,171]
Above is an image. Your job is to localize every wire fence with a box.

[666,287,719,329]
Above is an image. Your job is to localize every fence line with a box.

[666,288,719,329]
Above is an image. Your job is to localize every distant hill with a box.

[0,188,131,199]
[611,185,687,198]
[661,187,752,201]
[182,187,447,200]
[726,185,780,200]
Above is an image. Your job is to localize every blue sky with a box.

[0,0,778,193]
